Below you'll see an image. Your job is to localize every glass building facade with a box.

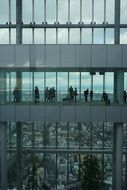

[0,0,127,190]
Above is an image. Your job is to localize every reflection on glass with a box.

[69,123,79,148]
[34,29,44,44]
[104,123,113,148]
[23,29,32,44]
[58,0,68,23]
[104,154,112,184]
[106,0,114,24]
[57,122,67,148]
[22,122,33,147]
[124,73,127,90]
[92,122,103,148]
[57,153,67,186]
[70,29,80,44]
[0,29,9,44]
[94,29,104,44]
[82,0,92,23]
[82,29,92,44]
[22,0,32,23]
[58,29,68,44]
[80,122,92,149]
[0,0,9,24]
[45,123,56,148]
[106,29,114,44]
[46,0,56,23]
[34,122,44,147]
[34,0,44,23]
[57,72,68,101]
[70,0,80,23]
[69,154,79,181]
[94,0,104,23]
[93,72,103,101]
[46,29,56,44]
[22,72,33,101]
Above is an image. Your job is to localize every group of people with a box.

[84,89,93,102]
[44,87,56,102]
[13,86,127,104]
[63,86,78,101]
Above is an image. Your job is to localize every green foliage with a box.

[78,155,102,190]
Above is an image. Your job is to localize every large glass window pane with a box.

[11,0,16,24]
[6,72,16,102]
[69,72,80,100]
[0,0,9,24]
[34,29,44,44]
[34,0,44,23]
[94,29,104,44]
[69,154,79,181]
[11,29,16,44]
[106,0,115,24]
[124,73,127,91]
[105,72,114,102]
[82,0,92,23]
[120,29,127,44]
[22,122,33,147]
[70,0,80,23]
[57,122,68,148]
[45,72,56,101]
[23,29,32,44]
[69,123,79,148]
[82,29,92,44]
[120,0,127,24]
[34,72,44,101]
[0,29,9,44]
[58,29,68,44]
[22,72,33,101]
[22,0,32,23]
[81,72,91,101]
[92,122,103,148]
[104,123,113,149]
[70,29,80,44]
[45,123,56,148]
[46,29,56,44]
[58,0,68,24]
[57,72,68,101]
[93,72,103,101]
[94,0,104,23]
[106,29,114,44]
[34,122,44,147]
[57,153,67,186]
[80,122,92,149]
[46,0,56,23]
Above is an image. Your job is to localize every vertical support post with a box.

[113,123,123,190]
[114,71,124,104]
[0,71,6,104]
[16,0,22,44]
[0,122,7,190]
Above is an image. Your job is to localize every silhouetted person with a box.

[74,87,78,101]
[13,86,19,103]
[34,86,40,103]
[45,87,49,102]
[84,89,89,102]
[124,90,127,103]
[69,86,74,100]
[90,90,93,101]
